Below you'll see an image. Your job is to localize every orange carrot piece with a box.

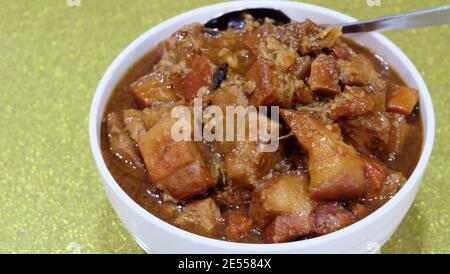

[386,86,419,116]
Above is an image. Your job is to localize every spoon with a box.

[204,5,450,33]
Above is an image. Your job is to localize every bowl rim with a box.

[89,0,435,252]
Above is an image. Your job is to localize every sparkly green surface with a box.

[0,0,449,254]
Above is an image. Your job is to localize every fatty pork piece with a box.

[360,156,407,207]
[330,86,375,118]
[336,53,387,95]
[341,112,409,160]
[225,140,280,189]
[340,112,391,156]
[251,173,359,242]
[171,55,216,100]
[223,114,282,189]
[280,110,366,200]
[130,71,178,107]
[138,117,218,201]
[311,203,357,235]
[246,58,309,107]
[174,198,222,237]
[309,54,341,95]
[105,112,146,180]
[250,174,312,227]
[224,210,254,242]
[208,106,281,189]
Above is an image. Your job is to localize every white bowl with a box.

[89,0,435,254]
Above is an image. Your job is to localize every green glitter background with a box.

[0,0,449,254]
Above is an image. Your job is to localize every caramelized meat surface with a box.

[281,110,366,200]
[138,117,218,201]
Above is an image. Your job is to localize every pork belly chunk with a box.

[249,173,317,243]
[265,214,313,243]
[331,86,375,118]
[225,140,280,188]
[174,198,222,237]
[138,117,218,201]
[249,174,312,228]
[336,53,387,96]
[224,210,254,242]
[281,110,366,200]
[340,112,391,156]
[105,112,145,180]
[130,71,178,107]
[171,55,216,100]
[311,203,357,235]
[217,113,281,189]
[309,54,341,95]
[246,58,304,107]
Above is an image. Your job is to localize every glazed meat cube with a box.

[336,54,375,86]
[246,58,298,107]
[142,106,172,130]
[336,54,387,95]
[332,40,354,59]
[340,112,391,155]
[218,113,281,188]
[243,23,272,57]
[130,72,178,107]
[385,113,410,160]
[246,59,277,107]
[249,174,312,228]
[225,210,254,242]
[265,214,313,243]
[386,86,419,116]
[172,55,216,100]
[331,86,375,118]
[312,203,357,235]
[138,117,218,201]
[105,112,146,180]
[360,169,407,207]
[123,109,147,143]
[309,54,341,95]
[290,55,312,80]
[281,110,366,200]
[174,198,222,237]
[225,140,280,188]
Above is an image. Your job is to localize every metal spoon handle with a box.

[341,5,450,33]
